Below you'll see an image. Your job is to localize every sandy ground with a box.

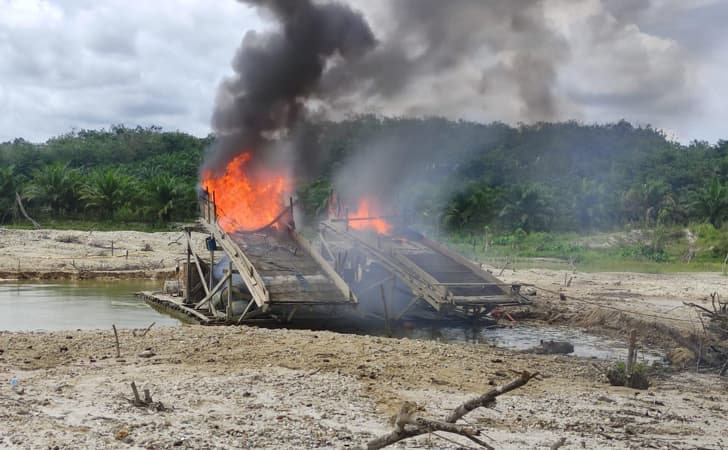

[1,325,727,450]
[1,229,727,448]
[0,229,207,280]
[495,267,725,336]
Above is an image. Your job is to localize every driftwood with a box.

[363,371,538,449]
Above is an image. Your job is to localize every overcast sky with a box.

[1,0,726,144]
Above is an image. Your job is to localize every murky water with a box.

[393,324,664,362]
[0,282,662,362]
[0,281,180,331]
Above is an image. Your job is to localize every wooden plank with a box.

[288,228,356,304]
[420,236,503,284]
[194,271,230,309]
[205,223,270,307]
[192,253,210,297]
[319,222,448,311]
[451,295,519,305]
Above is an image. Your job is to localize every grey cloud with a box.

[322,0,569,122]
[0,0,725,146]
[563,5,696,123]
[0,0,258,143]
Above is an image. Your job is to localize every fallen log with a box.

[362,371,538,449]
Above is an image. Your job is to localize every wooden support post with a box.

[396,296,420,321]
[226,261,233,323]
[236,300,255,325]
[111,241,114,256]
[209,235,214,294]
[626,329,637,387]
[380,284,392,337]
[130,381,141,404]
[212,191,217,222]
[205,188,211,222]
[194,272,230,309]
[185,230,192,305]
[112,324,120,358]
[289,197,295,230]
[193,254,210,296]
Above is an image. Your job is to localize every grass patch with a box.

[435,226,727,274]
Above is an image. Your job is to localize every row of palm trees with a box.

[9,163,196,223]
[436,178,728,233]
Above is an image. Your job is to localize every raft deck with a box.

[318,221,527,316]
[199,192,355,314]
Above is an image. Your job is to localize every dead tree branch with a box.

[15,192,41,229]
[445,371,539,423]
[363,371,538,450]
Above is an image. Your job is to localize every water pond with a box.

[0,280,180,332]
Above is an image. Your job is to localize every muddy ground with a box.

[1,229,727,449]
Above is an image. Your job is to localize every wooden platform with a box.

[229,229,354,305]
[198,192,355,311]
[318,221,527,315]
[137,291,216,325]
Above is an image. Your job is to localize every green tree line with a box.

[1,125,209,226]
[2,119,728,235]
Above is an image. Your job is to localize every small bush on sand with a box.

[606,361,650,390]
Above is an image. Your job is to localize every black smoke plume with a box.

[204,0,695,218]
[204,0,375,173]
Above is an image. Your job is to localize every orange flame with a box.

[348,198,392,235]
[201,152,291,232]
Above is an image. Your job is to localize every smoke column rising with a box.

[204,0,375,173]
[204,0,696,218]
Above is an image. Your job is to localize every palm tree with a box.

[0,165,17,223]
[81,168,136,219]
[141,175,188,223]
[691,178,728,228]
[440,182,499,231]
[24,162,81,215]
[498,185,555,232]
[572,178,607,230]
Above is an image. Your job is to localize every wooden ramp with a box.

[226,229,355,305]
[318,221,527,318]
[197,192,355,318]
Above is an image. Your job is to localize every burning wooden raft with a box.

[317,217,529,322]
[186,191,356,323]
[149,191,526,326]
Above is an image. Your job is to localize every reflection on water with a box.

[0,281,180,331]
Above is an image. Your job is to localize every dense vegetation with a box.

[0,125,209,229]
[2,118,728,264]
